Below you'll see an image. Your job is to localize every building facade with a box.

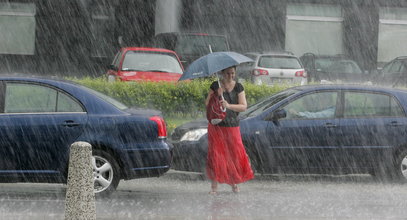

[0,0,406,75]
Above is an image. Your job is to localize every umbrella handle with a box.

[220,94,226,112]
[216,73,227,112]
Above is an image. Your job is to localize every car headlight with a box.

[180,128,207,142]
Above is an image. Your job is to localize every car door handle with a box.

[387,121,402,127]
[61,120,80,127]
[324,123,337,128]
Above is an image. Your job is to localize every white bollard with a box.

[64,141,96,220]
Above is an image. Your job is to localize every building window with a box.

[90,2,116,58]
[285,4,343,57]
[0,3,36,55]
[377,7,407,65]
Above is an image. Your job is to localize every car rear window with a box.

[79,85,128,111]
[258,56,302,69]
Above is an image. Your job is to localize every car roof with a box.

[245,51,296,57]
[301,53,351,59]
[0,76,75,85]
[155,32,227,37]
[291,83,407,94]
[122,47,178,54]
[0,76,125,114]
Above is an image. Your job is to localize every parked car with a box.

[300,53,368,83]
[171,84,407,182]
[106,47,184,82]
[237,51,307,85]
[372,56,407,87]
[0,77,172,196]
[153,32,230,68]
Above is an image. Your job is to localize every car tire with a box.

[394,149,407,183]
[92,149,121,197]
[107,75,116,83]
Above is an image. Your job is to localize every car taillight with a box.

[149,116,167,139]
[295,70,307,78]
[252,69,269,76]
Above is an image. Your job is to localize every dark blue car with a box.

[171,84,407,182]
[0,77,172,196]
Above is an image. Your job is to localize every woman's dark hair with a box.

[221,66,237,72]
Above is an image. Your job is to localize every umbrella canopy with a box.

[179,51,253,81]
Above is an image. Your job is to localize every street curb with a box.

[162,169,277,181]
[162,169,374,182]
[162,169,207,181]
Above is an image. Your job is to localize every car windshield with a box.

[328,60,362,74]
[258,56,302,69]
[122,51,183,74]
[79,85,128,110]
[176,35,229,55]
[315,58,362,74]
[240,88,299,118]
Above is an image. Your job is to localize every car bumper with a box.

[171,139,208,172]
[253,76,307,85]
[121,140,173,179]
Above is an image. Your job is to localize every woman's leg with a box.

[231,184,240,193]
[209,181,218,195]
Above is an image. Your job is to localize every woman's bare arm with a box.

[220,91,247,112]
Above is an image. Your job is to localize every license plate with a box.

[271,78,292,83]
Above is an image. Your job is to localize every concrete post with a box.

[64,141,96,220]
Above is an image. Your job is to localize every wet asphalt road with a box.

[1,170,407,220]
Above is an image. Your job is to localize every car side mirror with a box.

[265,109,287,123]
[107,64,117,70]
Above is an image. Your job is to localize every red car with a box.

[106,47,184,82]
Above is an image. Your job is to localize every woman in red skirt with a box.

[205,66,254,195]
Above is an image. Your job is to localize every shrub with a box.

[71,77,289,116]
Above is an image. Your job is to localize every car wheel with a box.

[394,149,407,182]
[107,75,116,83]
[92,149,121,196]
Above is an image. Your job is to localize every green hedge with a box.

[72,77,289,116]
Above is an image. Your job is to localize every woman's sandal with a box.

[209,182,218,195]
[231,184,240,193]
[208,190,218,195]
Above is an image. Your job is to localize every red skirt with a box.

[206,123,254,184]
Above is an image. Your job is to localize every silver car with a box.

[237,52,307,85]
